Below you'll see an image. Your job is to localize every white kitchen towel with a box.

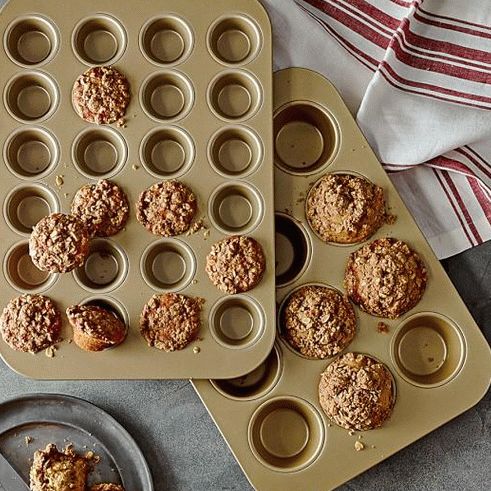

[261,0,491,259]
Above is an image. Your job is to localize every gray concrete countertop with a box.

[0,241,489,491]
[0,1,489,489]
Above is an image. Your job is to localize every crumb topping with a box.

[283,285,356,359]
[136,180,197,237]
[205,236,266,294]
[318,352,395,431]
[344,238,427,319]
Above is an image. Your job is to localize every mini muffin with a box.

[72,66,130,124]
[318,352,395,431]
[71,180,129,237]
[90,485,125,491]
[0,294,61,353]
[30,444,89,491]
[344,237,427,319]
[206,236,266,294]
[282,285,356,359]
[136,180,197,237]
[140,293,203,351]
[29,213,90,273]
[306,173,386,244]
[66,304,126,352]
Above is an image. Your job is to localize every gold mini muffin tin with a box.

[193,68,491,490]
[0,0,276,379]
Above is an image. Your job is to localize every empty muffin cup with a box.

[72,127,127,178]
[72,14,126,65]
[391,313,466,388]
[140,127,194,178]
[73,239,128,294]
[140,16,193,65]
[140,71,194,122]
[4,241,57,293]
[275,213,312,287]
[208,70,262,121]
[210,295,265,349]
[248,396,325,472]
[141,239,196,292]
[4,15,59,67]
[4,71,59,123]
[4,183,59,236]
[274,101,339,175]
[208,125,263,177]
[80,295,129,330]
[208,182,263,234]
[208,15,262,65]
[4,127,59,179]
[211,344,282,400]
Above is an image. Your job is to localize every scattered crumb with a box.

[63,193,69,199]
[428,357,434,362]
[84,450,100,464]
[25,436,33,446]
[67,339,73,344]
[193,346,201,354]
[186,218,208,237]
[192,279,198,285]
[55,175,64,187]
[385,213,397,225]
[327,423,331,427]
[132,164,140,171]
[358,435,363,440]
[45,346,57,358]
[355,441,365,452]
[116,118,126,128]
[371,445,376,449]
[348,430,355,436]
[377,322,390,334]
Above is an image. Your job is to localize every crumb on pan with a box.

[377,322,390,334]
[282,285,356,359]
[205,236,266,294]
[140,293,203,352]
[318,352,396,431]
[90,484,125,491]
[344,237,427,319]
[0,294,61,353]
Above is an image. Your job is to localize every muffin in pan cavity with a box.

[345,237,427,319]
[0,294,61,353]
[282,285,356,359]
[206,235,266,294]
[71,179,129,237]
[66,304,126,352]
[72,66,130,125]
[136,180,197,237]
[29,213,90,273]
[318,352,396,431]
[306,173,388,244]
[29,443,89,491]
[140,293,203,352]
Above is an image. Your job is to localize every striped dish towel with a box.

[262,0,491,259]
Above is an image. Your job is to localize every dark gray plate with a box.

[0,393,153,490]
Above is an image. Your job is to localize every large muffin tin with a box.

[0,0,276,379]
[193,69,491,489]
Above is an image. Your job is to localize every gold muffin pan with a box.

[0,0,276,379]
[193,68,491,490]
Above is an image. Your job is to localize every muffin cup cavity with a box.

[4,71,59,123]
[73,239,128,294]
[248,396,325,472]
[72,14,127,65]
[211,344,282,400]
[140,127,194,178]
[208,15,262,66]
[140,15,193,66]
[274,101,339,175]
[80,296,129,333]
[208,125,263,177]
[275,213,312,287]
[208,70,262,122]
[208,182,264,234]
[4,183,60,236]
[4,127,59,179]
[4,241,57,293]
[140,239,196,292]
[4,15,59,67]
[140,70,194,122]
[391,313,466,388]
[209,295,265,349]
[72,127,127,179]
